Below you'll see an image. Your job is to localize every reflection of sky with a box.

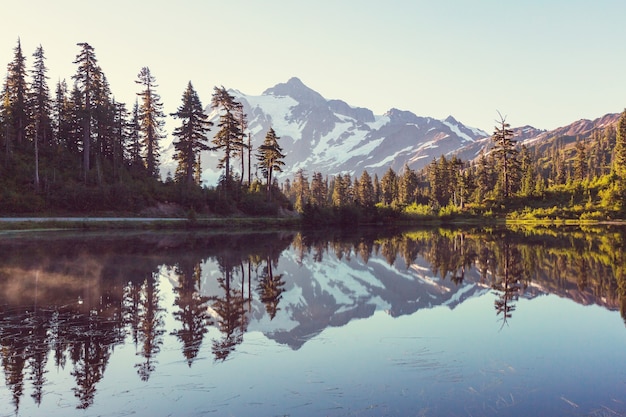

[3,244,626,417]
[10,272,624,417]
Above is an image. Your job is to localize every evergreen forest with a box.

[1,39,626,225]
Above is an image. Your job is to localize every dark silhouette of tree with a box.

[0,313,29,414]
[136,67,164,178]
[256,127,285,201]
[491,240,526,329]
[171,261,212,366]
[134,271,165,381]
[28,45,52,191]
[171,81,212,184]
[257,256,286,320]
[3,38,29,154]
[72,42,101,183]
[209,263,248,361]
[380,167,398,205]
[492,112,519,199]
[210,86,243,189]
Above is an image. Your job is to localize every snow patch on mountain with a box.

[190,78,492,182]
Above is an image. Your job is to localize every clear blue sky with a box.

[2,0,626,134]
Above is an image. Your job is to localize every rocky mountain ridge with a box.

[160,77,621,183]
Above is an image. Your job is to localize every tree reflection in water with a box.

[171,261,212,366]
[133,270,166,381]
[0,227,626,412]
[490,240,526,328]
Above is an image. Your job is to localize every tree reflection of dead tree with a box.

[491,241,525,329]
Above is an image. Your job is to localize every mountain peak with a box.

[444,115,459,124]
[263,76,324,102]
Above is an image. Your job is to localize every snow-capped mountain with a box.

[162,77,489,184]
[452,112,620,162]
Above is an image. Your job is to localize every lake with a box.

[1,226,625,417]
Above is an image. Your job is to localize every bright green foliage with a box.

[472,150,491,202]
[518,145,535,197]
[614,109,626,178]
[171,82,212,185]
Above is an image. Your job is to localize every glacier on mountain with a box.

[161,77,490,185]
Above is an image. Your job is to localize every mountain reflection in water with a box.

[0,226,625,416]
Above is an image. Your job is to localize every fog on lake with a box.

[1,226,625,416]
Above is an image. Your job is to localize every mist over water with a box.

[1,227,625,417]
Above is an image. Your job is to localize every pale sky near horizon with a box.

[2,0,626,136]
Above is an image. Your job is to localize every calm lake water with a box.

[1,226,625,417]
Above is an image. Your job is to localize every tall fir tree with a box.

[380,167,398,205]
[573,138,588,182]
[398,164,418,205]
[357,170,375,208]
[310,172,327,207]
[136,67,165,178]
[492,113,518,199]
[210,86,243,187]
[127,99,143,172]
[614,109,626,179]
[28,45,53,191]
[171,82,212,185]
[3,38,29,152]
[256,127,285,201]
[72,42,101,183]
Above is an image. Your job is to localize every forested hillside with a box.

[0,40,287,215]
[0,38,624,223]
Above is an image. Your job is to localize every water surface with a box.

[1,227,625,416]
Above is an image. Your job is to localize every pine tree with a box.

[492,113,518,199]
[398,164,418,205]
[291,169,309,212]
[573,137,587,182]
[380,167,398,205]
[474,149,495,203]
[614,109,626,179]
[136,67,165,178]
[331,174,348,207]
[127,99,143,171]
[357,170,375,208]
[256,127,285,201]
[3,38,29,152]
[210,86,243,188]
[111,101,130,181]
[29,45,52,191]
[235,102,248,185]
[310,172,327,207]
[171,82,212,185]
[52,79,70,148]
[519,145,535,197]
[373,173,381,204]
[73,42,101,183]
